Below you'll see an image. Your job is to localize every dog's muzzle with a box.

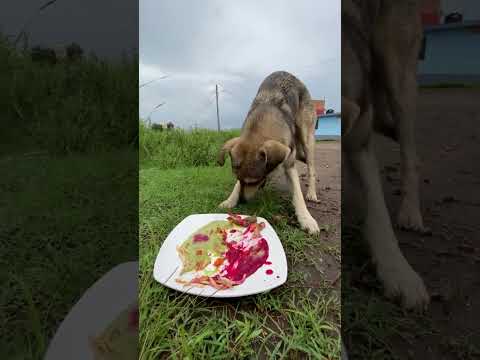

[241,178,266,188]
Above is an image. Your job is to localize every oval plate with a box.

[153,214,288,297]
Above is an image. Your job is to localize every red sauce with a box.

[265,261,272,265]
[223,238,269,283]
[193,234,209,242]
[266,269,273,275]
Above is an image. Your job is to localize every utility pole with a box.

[216,84,221,132]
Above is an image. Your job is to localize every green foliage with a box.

[0,34,137,155]
[139,121,241,168]
[0,150,138,358]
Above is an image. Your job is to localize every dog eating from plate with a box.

[217,71,320,235]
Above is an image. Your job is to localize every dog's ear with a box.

[217,137,240,166]
[260,140,291,170]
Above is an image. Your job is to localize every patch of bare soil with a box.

[374,88,480,359]
[271,141,341,292]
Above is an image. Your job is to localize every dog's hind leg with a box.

[298,106,319,202]
[284,165,319,234]
[346,140,429,310]
[218,180,241,209]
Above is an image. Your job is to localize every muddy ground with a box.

[372,88,480,359]
[270,89,479,359]
[271,140,342,292]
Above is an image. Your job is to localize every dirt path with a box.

[374,89,480,359]
[271,141,341,289]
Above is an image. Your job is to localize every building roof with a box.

[318,112,341,118]
[312,99,325,116]
[424,20,480,33]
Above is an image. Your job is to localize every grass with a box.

[139,128,341,359]
[343,227,480,359]
[0,150,138,359]
[341,226,435,359]
[0,33,137,155]
[139,121,240,168]
[0,34,138,358]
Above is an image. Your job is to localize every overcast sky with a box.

[0,0,137,58]
[140,1,341,129]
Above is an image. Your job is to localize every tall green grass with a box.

[0,34,138,358]
[0,34,137,155]
[139,121,240,168]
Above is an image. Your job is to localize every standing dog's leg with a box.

[347,141,429,309]
[395,72,427,232]
[299,106,319,202]
[284,165,319,234]
[218,180,241,209]
[305,131,318,202]
[374,7,426,233]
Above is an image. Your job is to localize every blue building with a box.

[315,113,341,140]
[418,21,480,85]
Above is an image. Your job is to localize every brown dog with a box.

[342,0,429,310]
[217,71,320,234]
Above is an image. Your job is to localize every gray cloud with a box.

[140,0,340,129]
[1,0,137,58]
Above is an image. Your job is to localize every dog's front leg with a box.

[305,139,318,202]
[218,180,241,209]
[347,142,429,310]
[395,73,428,233]
[374,29,427,233]
[284,166,319,234]
[299,107,319,202]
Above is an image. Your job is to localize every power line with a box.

[139,75,169,88]
[146,102,166,125]
[220,88,234,97]
[14,0,60,46]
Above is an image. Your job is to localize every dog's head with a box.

[217,137,291,199]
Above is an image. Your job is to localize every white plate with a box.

[153,214,288,297]
[44,261,138,360]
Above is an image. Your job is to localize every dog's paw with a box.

[397,199,430,234]
[299,215,320,234]
[305,190,319,203]
[218,199,236,209]
[378,258,430,311]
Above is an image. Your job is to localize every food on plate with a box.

[175,214,270,289]
[89,302,138,360]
